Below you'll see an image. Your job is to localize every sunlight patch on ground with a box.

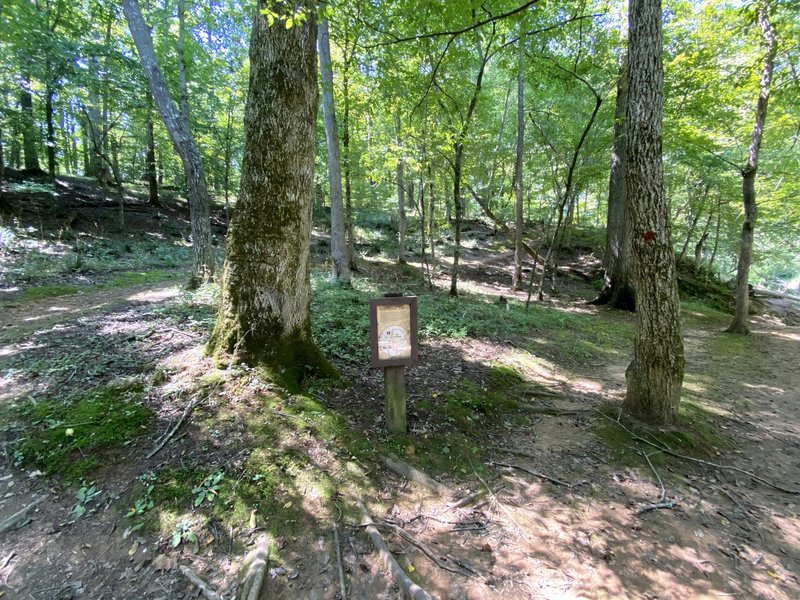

[743,382,786,395]
[127,286,181,303]
[760,329,800,343]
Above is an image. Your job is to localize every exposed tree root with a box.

[238,535,270,600]
[0,495,48,534]
[178,565,221,600]
[382,454,452,496]
[353,496,433,600]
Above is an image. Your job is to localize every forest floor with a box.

[1,174,799,599]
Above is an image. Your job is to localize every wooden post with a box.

[384,365,406,433]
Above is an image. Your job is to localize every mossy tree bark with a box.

[727,0,776,335]
[208,1,334,388]
[622,0,685,426]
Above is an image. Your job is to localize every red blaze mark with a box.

[643,230,656,242]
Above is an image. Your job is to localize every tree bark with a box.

[622,0,685,426]
[45,85,56,177]
[146,91,159,206]
[318,19,351,284]
[207,1,334,387]
[727,0,777,335]
[595,51,634,310]
[341,25,356,270]
[512,35,525,291]
[122,0,215,283]
[0,126,5,180]
[20,73,40,173]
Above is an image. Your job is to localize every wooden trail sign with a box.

[370,296,418,433]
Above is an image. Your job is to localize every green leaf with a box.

[285,17,293,29]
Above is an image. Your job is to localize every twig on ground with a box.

[333,525,347,600]
[0,495,48,534]
[147,390,214,459]
[517,403,587,416]
[382,520,473,576]
[472,465,531,543]
[1,551,15,568]
[597,411,800,495]
[489,461,574,488]
[381,454,452,496]
[490,446,537,459]
[178,565,221,600]
[352,496,433,600]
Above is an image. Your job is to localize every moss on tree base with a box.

[207,321,337,392]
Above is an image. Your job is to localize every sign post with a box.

[369,296,418,433]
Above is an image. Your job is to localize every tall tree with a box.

[318,18,351,284]
[121,0,215,284]
[19,72,40,172]
[595,51,634,310]
[512,33,525,291]
[208,2,334,387]
[622,0,685,425]
[726,0,777,335]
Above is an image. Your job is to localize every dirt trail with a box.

[1,272,799,599]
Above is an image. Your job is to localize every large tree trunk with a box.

[394,113,407,265]
[727,1,777,335]
[595,51,634,310]
[318,19,351,284]
[122,0,215,283]
[512,35,525,291]
[208,1,333,387]
[20,73,40,173]
[622,0,685,426]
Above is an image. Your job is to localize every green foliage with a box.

[70,481,102,520]
[192,471,224,507]
[10,383,152,481]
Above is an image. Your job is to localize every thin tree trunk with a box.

[223,95,233,222]
[0,126,5,180]
[708,199,722,273]
[428,165,436,271]
[146,91,159,206]
[395,112,407,265]
[341,27,356,271]
[318,19,351,284]
[595,51,634,310]
[20,73,40,173]
[694,208,713,271]
[512,35,525,291]
[727,0,776,335]
[622,0,684,426]
[208,1,334,386]
[177,0,191,125]
[45,85,56,178]
[122,0,215,284]
[449,42,492,297]
[102,16,112,165]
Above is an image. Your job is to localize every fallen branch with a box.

[147,393,209,459]
[0,495,48,534]
[635,501,677,516]
[598,411,800,496]
[333,525,347,600]
[353,496,433,600]
[447,489,486,510]
[381,454,451,496]
[489,461,572,487]
[239,535,270,600]
[178,565,221,600]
